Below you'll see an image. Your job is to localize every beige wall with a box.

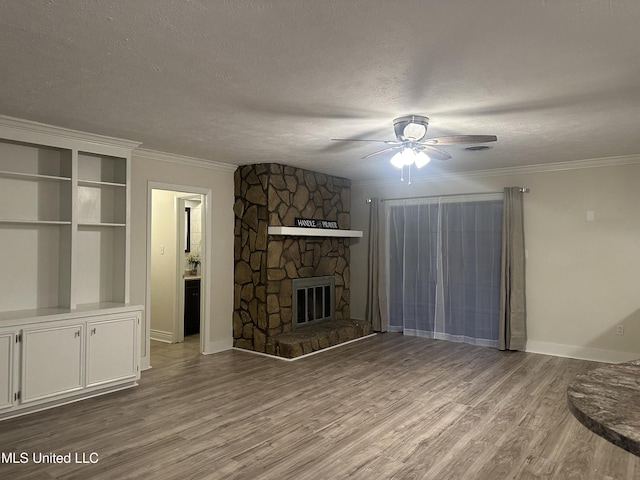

[130,149,640,365]
[130,152,235,368]
[350,160,640,363]
[150,190,179,338]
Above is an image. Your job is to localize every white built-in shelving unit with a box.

[0,116,143,420]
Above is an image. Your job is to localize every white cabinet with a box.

[87,315,137,387]
[0,307,142,420]
[0,116,142,420]
[22,323,84,403]
[0,330,16,410]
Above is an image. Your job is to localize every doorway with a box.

[147,183,210,368]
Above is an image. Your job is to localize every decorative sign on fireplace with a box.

[295,218,339,229]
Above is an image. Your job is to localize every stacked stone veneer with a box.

[233,163,352,354]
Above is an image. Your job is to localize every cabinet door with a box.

[184,279,201,336]
[0,330,16,410]
[87,316,137,387]
[22,324,84,403]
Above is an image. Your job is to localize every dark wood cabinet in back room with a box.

[184,279,200,336]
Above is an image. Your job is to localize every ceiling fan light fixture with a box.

[393,115,430,142]
[401,148,416,166]
[333,114,497,182]
[414,151,431,168]
[402,123,427,141]
[390,151,405,168]
[389,148,431,169]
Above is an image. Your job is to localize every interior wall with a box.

[350,161,640,363]
[150,190,178,340]
[130,152,235,368]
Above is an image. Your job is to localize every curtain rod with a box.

[366,188,529,204]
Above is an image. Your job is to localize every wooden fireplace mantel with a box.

[267,226,363,238]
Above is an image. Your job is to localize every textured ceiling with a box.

[1,1,640,182]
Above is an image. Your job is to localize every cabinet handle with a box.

[91,328,96,335]
[75,330,80,338]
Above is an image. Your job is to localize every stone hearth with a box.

[233,163,369,358]
[267,319,373,359]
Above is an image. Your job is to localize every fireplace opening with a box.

[292,276,335,330]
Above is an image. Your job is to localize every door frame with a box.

[146,182,211,367]
[175,194,203,343]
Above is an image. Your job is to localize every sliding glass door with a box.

[386,193,503,347]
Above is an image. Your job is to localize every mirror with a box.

[185,207,191,252]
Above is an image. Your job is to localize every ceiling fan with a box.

[332,115,497,183]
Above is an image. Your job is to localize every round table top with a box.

[567,359,640,457]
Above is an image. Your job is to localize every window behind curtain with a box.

[386,194,503,347]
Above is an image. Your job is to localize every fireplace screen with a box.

[292,276,335,329]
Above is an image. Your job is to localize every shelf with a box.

[267,226,363,238]
[0,224,71,312]
[0,219,71,225]
[0,306,72,323]
[0,124,131,320]
[77,179,126,188]
[0,174,71,224]
[0,170,71,182]
[75,227,126,305]
[78,222,126,228]
[78,152,127,184]
[0,303,140,326]
[74,302,131,312]
[0,140,71,178]
[77,183,126,225]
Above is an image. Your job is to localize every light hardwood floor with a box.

[1,333,639,479]
[150,334,202,368]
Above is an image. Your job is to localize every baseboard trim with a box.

[203,338,233,354]
[0,381,137,422]
[526,340,639,364]
[232,333,378,362]
[140,357,151,371]
[150,329,174,344]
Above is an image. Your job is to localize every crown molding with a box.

[134,148,237,173]
[0,114,141,150]
[352,154,640,188]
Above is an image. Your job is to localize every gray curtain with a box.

[366,198,388,332]
[498,187,527,350]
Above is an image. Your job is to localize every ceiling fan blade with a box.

[418,145,452,161]
[424,135,497,145]
[361,146,401,159]
[331,138,402,145]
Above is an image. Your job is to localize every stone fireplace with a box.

[233,163,370,358]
